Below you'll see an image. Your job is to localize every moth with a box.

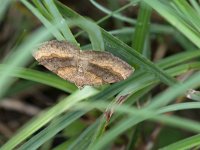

[33,40,133,88]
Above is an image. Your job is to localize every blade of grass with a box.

[189,0,200,15]
[32,0,52,20]
[87,116,107,149]
[132,2,152,53]
[75,101,200,120]
[0,64,77,93]
[156,50,200,68]
[158,102,200,113]
[109,25,174,36]
[67,19,104,50]
[160,134,200,150]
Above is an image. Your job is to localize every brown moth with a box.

[33,40,133,88]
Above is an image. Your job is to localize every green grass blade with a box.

[160,134,200,150]
[0,65,77,93]
[189,0,200,15]
[132,2,152,53]
[157,50,200,68]
[158,102,200,113]
[87,116,107,149]
[67,19,104,50]
[32,0,52,20]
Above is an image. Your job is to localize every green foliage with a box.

[1,0,200,150]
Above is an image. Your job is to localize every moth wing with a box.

[80,50,133,84]
[33,40,80,85]
[33,40,79,60]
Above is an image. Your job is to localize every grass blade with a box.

[160,134,200,150]
[132,2,152,53]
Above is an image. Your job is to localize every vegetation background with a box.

[1,0,200,150]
